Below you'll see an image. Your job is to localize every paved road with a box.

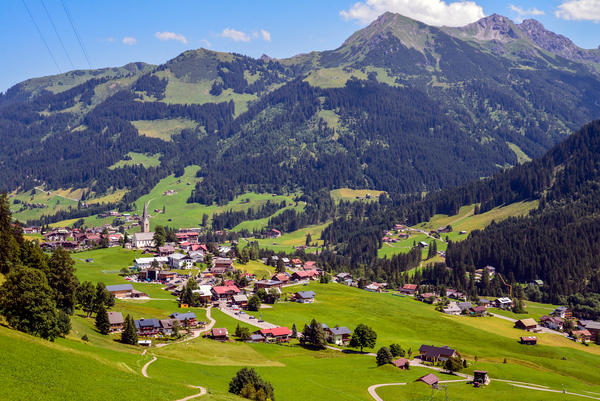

[218,305,277,329]
[507,383,600,400]
[489,312,517,322]
[488,313,567,337]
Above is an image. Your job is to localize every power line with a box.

[60,0,91,69]
[22,0,61,74]
[40,0,75,69]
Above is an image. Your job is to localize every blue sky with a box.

[2,0,600,92]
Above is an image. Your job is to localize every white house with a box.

[168,253,194,269]
[134,257,168,270]
[443,303,462,316]
[132,232,155,248]
[494,297,514,309]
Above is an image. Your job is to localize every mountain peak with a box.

[517,18,600,63]
[457,13,521,42]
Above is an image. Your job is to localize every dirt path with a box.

[507,384,600,400]
[368,383,407,401]
[141,356,157,378]
[174,385,208,401]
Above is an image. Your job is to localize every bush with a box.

[81,334,89,342]
[229,367,274,400]
[376,346,394,366]
[390,343,405,357]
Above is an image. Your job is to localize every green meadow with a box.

[109,152,162,169]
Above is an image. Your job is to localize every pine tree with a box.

[121,314,138,345]
[95,305,110,335]
[376,346,393,366]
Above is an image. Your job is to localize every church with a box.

[132,202,155,248]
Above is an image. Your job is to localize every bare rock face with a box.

[518,19,600,63]
[460,14,521,43]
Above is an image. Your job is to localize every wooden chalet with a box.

[392,358,409,369]
[514,318,538,331]
[108,312,124,333]
[520,336,537,345]
[418,345,457,362]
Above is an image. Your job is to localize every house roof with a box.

[212,285,240,295]
[232,294,248,302]
[521,336,537,341]
[260,327,291,336]
[293,270,319,278]
[108,312,123,325]
[457,302,472,310]
[417,373,439,386]
[212,328,228,337]
[168,253,188,260]
[295,291,316,299]
[517,318,538,327]
[160,319,176,329]
[581,321,600,330]
[392,358,409,367]
[273,273,289,281]
[192,285,213,297]
[419,345,456,359]
[170,312,196,321]
[106,284,134,292]
[133,232,155,241]
[496,297,512,303]
[329,326,351,336]
[402,284,417,290]
[250,334,264,341]
[135,318,160,328]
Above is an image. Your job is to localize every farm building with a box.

[392,358,409,370]
[293,291,316,303]
[418,345,457,362]
[520,336,537,345]
[416,373,439,388]
[209,328,229,341]
[108,312,124,333]
[399,284,417,295]
[515,318,538,331]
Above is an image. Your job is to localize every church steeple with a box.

[142,202,150,232]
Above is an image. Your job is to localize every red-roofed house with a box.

[416,374,439,388]
[303,261,316,270]
[291,270,319,281]
[258,327,292,343]
[211,285,241,300]
[399,284,417,295]
[266,228,282,239]
[210,328,229,341]
[272,273,290,284]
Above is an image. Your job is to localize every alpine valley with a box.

[2,10,600,401]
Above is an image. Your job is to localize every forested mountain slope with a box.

[2,12,600,215]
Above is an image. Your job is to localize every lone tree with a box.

[376,346,394,366]
[121,314,138,345]
[444,354,464,373]
[247,295,261,312]
[95,305,110,335]
[300,318,327,350]
[229,367,274,400]
[349,324,377,353]
[0,265,64,340]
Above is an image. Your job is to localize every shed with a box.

[416,373,439,388]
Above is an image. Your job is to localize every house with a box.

[418,345,457,362]
[212,258,235,274]
[290,259,303,268]
[552,306,573,319]
[540,315,564,331]
[210,328,229,341]
[232,294,248,308]
[254,280,283,290]
[291,270,319,281]
[493,297,514,309]
[157,271,177,282]
[168,253,194,269]
[514,318,538,331]
[272,273,290,284]
[418,241,429,248]
[158,245,175,256]
[578,320,600,338]
[417,293,438,304]
[325,326,352,345]
[257,327,292,343]
[106,284,135,298]
[293,291,316,303]
[134,318,161,336]
[571,329,592,343]
[303,261,317,270]
[473,370,490,386]
[469,306,488,316]
[132,232,155,248]
[443,303,462,316]
[478,298,491,308]
[365,282,384,292]
[188,250,205,262]
[335,272,352,282]
[399,284,417,295]
[520,336,537,345]
[159,319,177,336]
[416,373,439,388]
[447,289,467,301]
[392,358,409,370]
[134,257,168,270]
[211,285,241,300]
[192,285,213,302]
[265,228,282,239]
[108,312,124,333]
[456,302,472,312]
[169,312,197,327]
[218,247,232,257]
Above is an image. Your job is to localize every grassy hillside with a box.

[131,118,198,141]
[378,201,538,259]
[109,152,162,169]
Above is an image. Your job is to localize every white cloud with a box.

[340,0,485,27]
[260,29,271,42]
[219,28,251,42]
[555,0,600,22]
[122,36,137,45]
[200,38,211,48]
[155,31,188,44]
[509,4,545,22]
